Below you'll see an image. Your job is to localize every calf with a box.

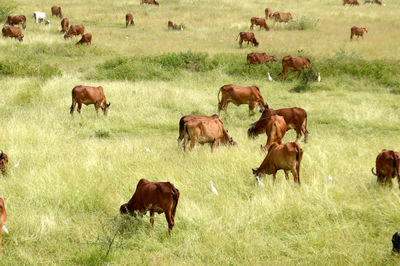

[371,149,400,189]
[5,15,26,29]
[177,114,220,144]
[168,21,176,30]
[64,24,85,39]
[265,8,272,19]
[76,33,92,45]
[60,18,69,33]
[0,151,8,172]
[51,6,63,18]
[70,85,110,116]
[250,17,270,31]
[364,0,382,4]
[237,32,259,48]
[350,26,367,40]
[253,142,303,184]
[33,12,50,25]
[141,0,159,5]
[120,179,179,234]
[126,13,134,27]
[218,84,267,113]
[343,0,359,5]
[2,26,24,41]
[0,198,7,247]
[280,55,311,80]
[272,12,293,22]
[247,52,275,65]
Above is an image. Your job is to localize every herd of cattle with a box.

[0,0,396,240]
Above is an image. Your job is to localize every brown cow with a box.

[2,26,24,41]
[0,198,7,247]
[280,55,311,80]
[76,33,92,45]
[350,26,367,40]
[5,15,26,29]
[64,24,85,39]
[177,114,220,143]
[252,109,287,151]
[70,85,111,116]
[141,0,159,5]
[364,0,382,4]
[371,149,400,189]
[120,179,179,234]
[168,21,177,30]
[272,12,293,22]
[0,151,8,173]
[252,142,303,184]
[218,84,267,113]
[51,6,63,18]
[60,18,69,33]
[265,8,272,19]
[126,13,134,28]
[182,118,237,152]
[343,0,359,5]
[249,107,309,142]
[237,32,259,48]
[247,52,276,65]
[250,17,270,31]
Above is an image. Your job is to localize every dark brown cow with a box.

[343,0,359,5]
[0,151,8,172]
[51,6,63,18]
[182,118,237,152]
[247,52,276,65]
[252,142,303,184]
[126,13,134,28]
[64,24,85,39]
[371,149,400,189]
[76,33,92,45]
[120,179,179,234]
[280,55,311,80]
[2,26,23,41]
[237,32,259,48]
[249,107,309,142]
[60,18,69,32]
[141,0,159,5]
[177,114,219,143]
[250,17,270,31]
[5,15,26,29]
[218,84,267,113]
[272,12,293,22]
[350,26,367,40]
[364,0,382,4]
[70,85,110,116]
[0,198,7,247]
[265,8,272,19]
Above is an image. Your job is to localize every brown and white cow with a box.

[364,0,382,4]
[76,33,92,45]
[0,151,8,173]
[247,52,276,65]
[250,17,270,31]
[5,15,26,29]
[272,12,293,22]
[182,118,237,152]
[0,198,7,247]
[70,85,110,116]
[371,149,400,189]
[350,26,367,40]
[126,13,134,28]
[280,55,311,80]
[141,0,159,5]
[252,142,303,184]
[2,26,23,41]
[237,32,259,48]
[177,114,220,144]
[265,8,273,19]
[64,24,85,39]
[343,0,359,5]
[120,179,179,234]
[51,6,63,18]
[218,84,267,113]
[60,18,69,33]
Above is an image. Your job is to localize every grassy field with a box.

[1,0,400,264]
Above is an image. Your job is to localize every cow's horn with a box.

[0,150,3,158]
[108,102,111,106]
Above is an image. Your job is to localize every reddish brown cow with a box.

[252,142,303,184]
[126,13,134,27]
[250,17,270,31]
[218,84,267,113]
[70,85,110,116]
[272,12,293,22]
[5,15,26,29]
[168,20,176,30]
[343,0,359,5]
[0,151,8,173]
[141,0,159,5]
[120,179,179,234]
[350,26,367,40]
[237,32,259,48]
[2,26,24,41]
[364,0,382,4]
[177,114,219,143]
[280,55,311,80]
[0,198,7,247]
[60,18,69,33]
[51,6,63,18]
[371,149,400,189]
[76,33,92,45]
[265,8,273,19]
[64,24,85,39]
[247,52,276,65]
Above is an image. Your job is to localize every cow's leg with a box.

[284,170,290,181]
[94,103,99,117]
[249,102,255,113]
[239,38,243,48]
[272,173,277,183]
[302,122,309,143]
[77,102,82,114]
[295,126,302,142]
[211,139,219,152]
[386,175,393,189]
[291,165,300,185]
[250,23,254,30]
[150,211,155,227]
[296,70,301,79]
[164,210,174,235]
[70,98,77,115]
[189,137,196,151]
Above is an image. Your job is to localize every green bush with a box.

[0,0,16,22]
[0,60,61,79]
[287,16,320,31]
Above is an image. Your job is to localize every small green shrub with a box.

[95,130,110,138]
[287,16,320,31]
[0,0,16,22]
[290,68,317,93]
[0,60,61,79]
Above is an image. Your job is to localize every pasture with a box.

[1,0,400,264]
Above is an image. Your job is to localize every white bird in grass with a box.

[210,180,218,196]
[318,72,321,82]
[14,159,21,168]
[328,176,333,181]
[268,72,273,81]
[145,147,150,152]
[2,224,9,234]
[256,176,264,187]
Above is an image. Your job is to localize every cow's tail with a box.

[70,91,76,115]
[178,117,185,142]
[218,86,222,105]
[171,186,180,216]
[371,168,377,176]
[393,152,399,179]
[295,143,303,185]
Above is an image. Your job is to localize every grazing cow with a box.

[33,12,50,25]
[2,26,23,41]
[250,17,270,31]
[249,107,309,142]
[247,52,276,65]
[252,142,303,184]
[5,15,26,29]
[218,84,267,113]
[51,6,63,18]
[70,85,111,116]
[76,33,92,45]
[0,198,7,247]
[371,149,400,189]
[120,179,179,234]
[126,13,134,27]
[141,0,159,5]
[177,114,220,144]
[60,18,69,33]
[272,12,293,22]
[0,151,8,172]
[343,0,359,5]
[280,55,311,80]
[237,32,259,48]
[182,118,237,152]
[168,21,176,30]
[350,26,367,40]
[64,25,85,39]
[364,0,382,4]
[265,8,272,19]
[393,232,400,253]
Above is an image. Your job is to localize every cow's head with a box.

[120,203,129,214]
[363,28,368,33]
[44,19,50,25]
[247,126,257,138]
[393,232,400,253]
[154,0,160,5]
[268,56,276,62]
[101,102,111,115]
[18,34,24,41]
[229,137,237,146]
[253,38,259,47]
[0,150,8,172]
[252,168,260,176]
[304,58,311,69]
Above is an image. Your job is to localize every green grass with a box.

[1,0,400,264]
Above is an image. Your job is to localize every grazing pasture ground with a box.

[1,0,400,264]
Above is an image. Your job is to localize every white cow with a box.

[33,11,50,25]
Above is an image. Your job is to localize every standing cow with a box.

[0,198,7,247]
[280,55,311,80]
[2,26,24,41]
[0,151,8,172]
[272,12,293,22]
[60,18,69,33]
[126,13,134,27]
[236,32,259,48]
[33,11,50,24]
[218,84,268,113]
[177,114,220,144]
[5,15,26,29]
[64,25,85,39]
[70,85,111,116]
[343,0,359,5]
[250,17,270,31]
[247,52,276,65]
[265,8,273,19]
[51,6,63,18]
[371,149,400,189]
[76,33,92,45]
[350,26,367,40]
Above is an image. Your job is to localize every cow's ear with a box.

[252,168,257,174]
